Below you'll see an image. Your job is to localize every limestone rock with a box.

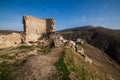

[85,55,92,64]
[76,38,84,44]
[49,32,64,47]
[75,45,84,55]
[66,40,76,51]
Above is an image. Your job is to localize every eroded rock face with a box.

[0,33,22,48]
[22,16,55,43]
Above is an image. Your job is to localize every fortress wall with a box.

[0,16,55,48]
[46,19,55,33]
[0,33,22,49]
[23,16,55,43]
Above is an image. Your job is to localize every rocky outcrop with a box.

[48,32,64,47]
[66,40,76,51]
[22,16,55,43]
[75,45,84,55]
[85,55,92,64]
[75,38,84,44]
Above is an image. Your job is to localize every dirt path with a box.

[16,48,62,80]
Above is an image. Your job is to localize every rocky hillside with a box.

[0,42,120,80]
[0,26,120,80]
[58,26,120,64]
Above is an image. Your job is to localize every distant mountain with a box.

[58,26,120,64]
[0,30,22,35]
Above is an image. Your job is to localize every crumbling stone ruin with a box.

[22,16,55,43]
[48,32,64,47]
[0,16,55,48]
[0,32,22,48]
[0,15,92,64]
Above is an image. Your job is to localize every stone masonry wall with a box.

[46,19,55,33]
[23,16,55,43]
[0,32,22,48]
[0,16,55,48]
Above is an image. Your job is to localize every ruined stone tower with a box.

[0,16,55,48]
[22,16,55,43]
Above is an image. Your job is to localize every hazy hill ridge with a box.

[58,26,120,64]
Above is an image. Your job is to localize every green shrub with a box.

[0,54,16,60]
[54,49,71,80]
[0,61,14,80]
[54,48,95,80]
[18,45,33,49]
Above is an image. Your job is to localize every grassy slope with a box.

[0,44,120,80]
[54,47,112,80]
[0,45,45,80]
[0,45,56,80]
[83,43,120,79]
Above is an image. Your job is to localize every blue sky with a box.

[0,0,120,31]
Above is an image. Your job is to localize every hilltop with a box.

[0,16,120,80]
[58,26,120,64]
[0,41,120,80]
